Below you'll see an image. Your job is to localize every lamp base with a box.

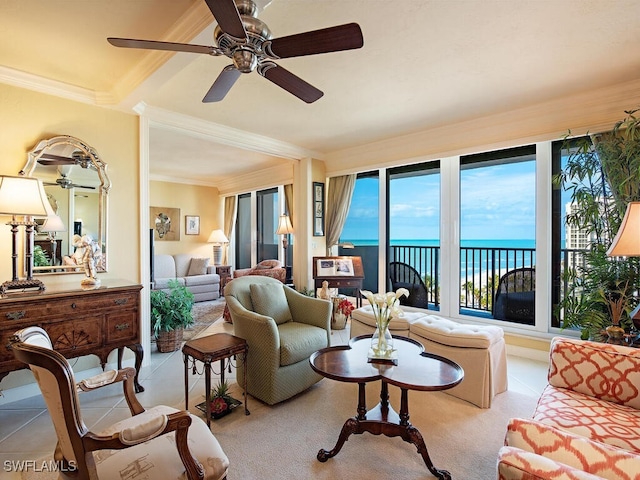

[1,278,46,295]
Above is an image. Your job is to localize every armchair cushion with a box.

[95,405,229,480]
[250,283,292,325]
[278,321,329,366]
[187,257,210,276]
[498,446,606,480]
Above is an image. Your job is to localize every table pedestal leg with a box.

[318,383,451,480]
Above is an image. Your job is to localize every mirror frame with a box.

[20,135,110,274]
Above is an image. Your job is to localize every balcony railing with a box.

[385,244,584,322]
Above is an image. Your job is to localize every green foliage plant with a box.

[150,279,195,334]
[33,245,49,267]
[555,109,640,339]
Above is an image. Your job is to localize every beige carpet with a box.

[212,380,538,479]
[182,300,226,341]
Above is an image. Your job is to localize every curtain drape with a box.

[325,174,356,254]
[284,184,293,228]
[223,196,236,265]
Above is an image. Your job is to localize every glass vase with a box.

[368,322,396,363]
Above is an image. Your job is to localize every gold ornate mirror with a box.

[20,135,110,274]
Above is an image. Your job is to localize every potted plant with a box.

[202,380,241,419]
[555,109,640,339]
[150,279,195,352]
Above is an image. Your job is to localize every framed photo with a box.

[313,181,324,236]
[150,206,180,241]
[185,215,200,235]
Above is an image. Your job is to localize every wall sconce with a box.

[208,229,229,266]
[39,214,66,266]
[0,175,55,293]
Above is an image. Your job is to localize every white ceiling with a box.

[2,0,640,186]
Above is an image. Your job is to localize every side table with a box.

[182,333,249,427]
[215,265,232,296]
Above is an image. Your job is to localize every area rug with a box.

[183,300,226,341]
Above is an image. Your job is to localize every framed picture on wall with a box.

[150,206,180,241]
[185,215,200,235]
[313,181,324,236]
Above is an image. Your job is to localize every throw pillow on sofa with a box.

[188,257,210,276]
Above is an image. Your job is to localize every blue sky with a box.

[341,160,537,242]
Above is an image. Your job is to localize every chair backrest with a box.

[10,327,87,469]
[388,261,429,308]
[226,275,282,311]
[493,267,536,323]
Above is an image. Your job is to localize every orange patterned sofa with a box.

[498,337,640,479]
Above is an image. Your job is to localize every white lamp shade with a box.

[208,229,228,244]
[0,175,55,217]
[607,202,640,257]
[40,215,66,233]
[275,214,294,235]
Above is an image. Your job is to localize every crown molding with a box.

[0,65,116,105]
[137,103,322,161]
[149,173,219,188]
[216,163,294,196]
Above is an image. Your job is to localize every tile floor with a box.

[0,302,549,478]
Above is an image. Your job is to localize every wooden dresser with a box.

[0,279,144,392]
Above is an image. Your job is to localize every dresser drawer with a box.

[106,311,138,343]
[51,291,138,315]
[0,303,48,322]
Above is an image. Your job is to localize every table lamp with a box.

[39,214,67,266]
[0,175,54,293]
[208,229,229,266]
[275,214,294,282]
[606,201,640,328]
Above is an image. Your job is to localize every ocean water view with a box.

[342,238,536,279]
[343,239,536,249]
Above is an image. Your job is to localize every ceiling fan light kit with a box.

[108,0,363,103]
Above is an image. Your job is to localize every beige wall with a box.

[0,83,139,286]
[150,180,222,261]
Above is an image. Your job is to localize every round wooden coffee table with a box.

[310,335,464,480]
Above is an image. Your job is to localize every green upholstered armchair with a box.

[225,276,331,405]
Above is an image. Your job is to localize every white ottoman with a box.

[350,305,425,338]
[410,316,508,408]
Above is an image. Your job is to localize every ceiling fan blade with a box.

[203,66,242,103]
[38,153,75,166]
[71,184,96,190]
[266,23,364,59]
[259,63,323,104]
[204,0,247,41]
[107,37,217,55]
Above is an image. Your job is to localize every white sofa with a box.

[350,306,508,408]
[152,254,220,302]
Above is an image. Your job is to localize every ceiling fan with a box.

[107,0,364,103]
[44,172,96,190]
[38,151,95,170]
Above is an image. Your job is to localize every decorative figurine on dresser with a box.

[80,234,102,286]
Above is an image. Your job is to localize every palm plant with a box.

[555,109,640,339]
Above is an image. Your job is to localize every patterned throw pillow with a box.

[249,283,292,325]
[187,257,210,276]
